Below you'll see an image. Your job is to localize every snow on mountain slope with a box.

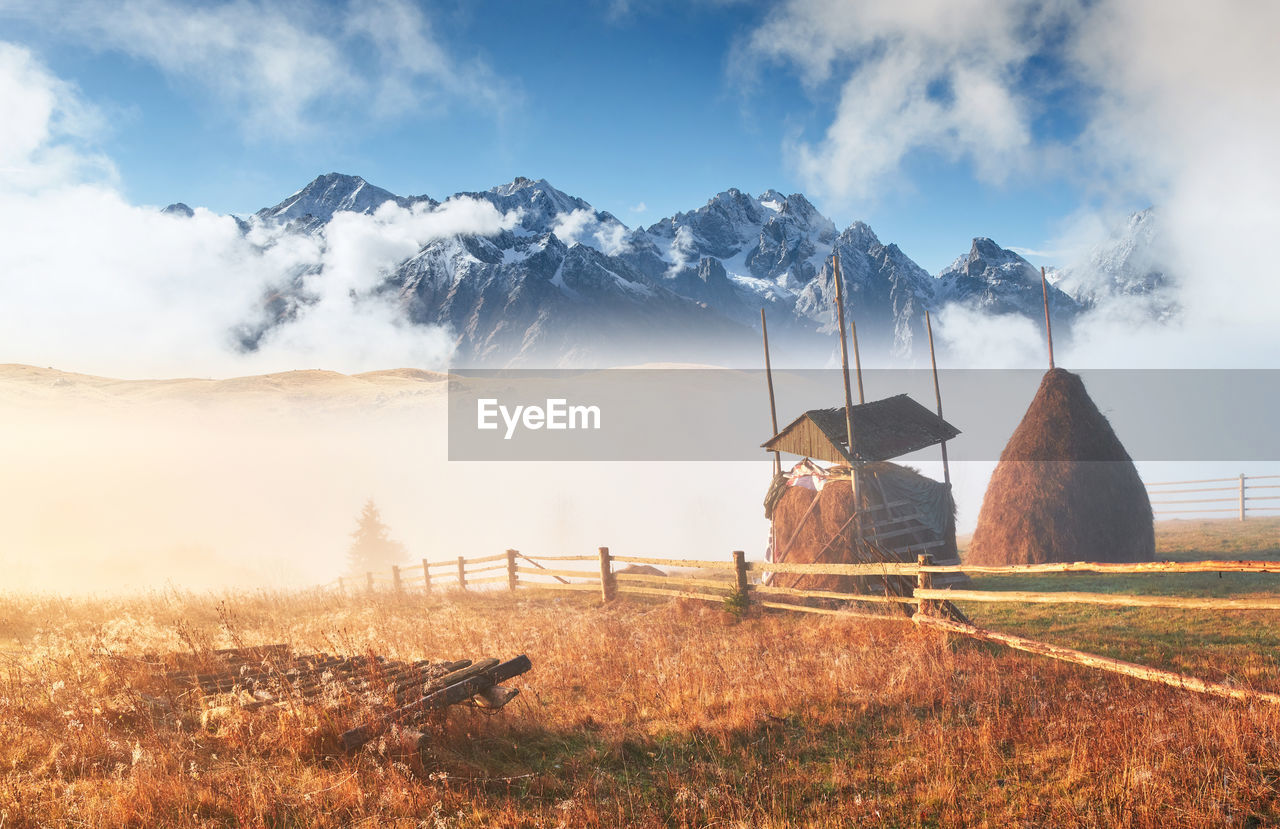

[937,237,1082,321]
[794,222,937,359]
[254,173,432,233]
[158,172,1174,367]
[1056,208,1176,319]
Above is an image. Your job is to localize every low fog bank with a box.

[0,365,772,594]
[3,364,1269,595]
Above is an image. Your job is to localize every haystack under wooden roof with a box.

[762,394,959,466]
[966,368,1154,565]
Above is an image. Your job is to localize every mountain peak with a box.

[489,176,554,196]
[256,172,407,225]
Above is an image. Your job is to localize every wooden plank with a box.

[881,538,948,552]
[515,567,598,580]
[513,555,569,584]
[752,583,917,604]
[612,555,738,571]
[920,560,1280,575]
[463,562,509,575]
[865,511,926,528]
[916,615,1280,706]
[465,575,510,586]
[517,554,599,562]
[1145,476,1242,486]
[750,560,918,576]
[861,499,913,513]
[616,585,731,603]
[757,601,912,622]
[341,655,530,751]
[614,573,733,590]
[519,581,600,592]
[915,588,1280,611]
[462,552,510,565]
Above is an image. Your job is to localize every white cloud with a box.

[744,0,1056,203]
[0,43,517,377]
[666,225,697,274]
[9,0,510,138]
[0,43,114,190]
[551,208,631,256]
[630,201,647,213]
[749,0,1280,369]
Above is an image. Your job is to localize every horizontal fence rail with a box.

[1146,473,1280,520]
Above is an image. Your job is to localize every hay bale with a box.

[615,564,667,577]
[769,462,958,592]
[966,368,1154,565]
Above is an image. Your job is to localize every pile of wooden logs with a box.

[162,645,531,752]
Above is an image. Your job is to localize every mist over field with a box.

[0,366,778,593]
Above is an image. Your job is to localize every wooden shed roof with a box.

[761,394,960,464]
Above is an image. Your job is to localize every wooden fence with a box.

[321,548,1280,706]
[1147,474,1280,520]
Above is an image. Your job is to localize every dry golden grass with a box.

[2,585,1280,827]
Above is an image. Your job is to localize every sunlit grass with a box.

[0,519,1276,826]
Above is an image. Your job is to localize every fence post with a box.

[457,556,467,591]
[506,549,519,592]
[916,554,934,616]
[366,571,374,592]
[392,565,402,593]
[338,576,345,594]
[422,558,431,593]
[598,546,615,602]
[1240,473,1247,522]
[733,550,749,609]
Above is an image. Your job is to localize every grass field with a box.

[1,518,1278,827]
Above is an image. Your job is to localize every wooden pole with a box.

[1040,266,1055,370]
[338,576,345,594]
[924,310,951,488]
[1240,473,1247,522]
[422,558,431,593]
[916,553,934,616]
[366,571,374,592]
[831,253,858,461]
[598,546,615,602]
[733,550,749,597]
[392,565,402,593]
[760,308,782,476]
[457,556,467,591]
[831,252,862,527]
[849,318,865,404]
[506,549,519,592]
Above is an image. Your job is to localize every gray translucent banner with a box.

[447,369,1280,462]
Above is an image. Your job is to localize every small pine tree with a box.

[346,499,408,576]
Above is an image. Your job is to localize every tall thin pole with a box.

[761,308,781,476]
[925,310,951,488]
[831,253,861,531]
[834,254,865,405]
[849,317,865,404]
[831,253,857,462]
[1040,266,1055,370]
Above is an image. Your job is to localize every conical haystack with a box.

[966,368,1154,565]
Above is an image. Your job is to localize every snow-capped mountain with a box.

[255,173,433,234]
[794,222,937,358]
[173,173,1170,367]
[1054,208,1176,319]
[937,237,1082,323]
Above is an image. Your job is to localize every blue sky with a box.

[0,0,1126,274]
